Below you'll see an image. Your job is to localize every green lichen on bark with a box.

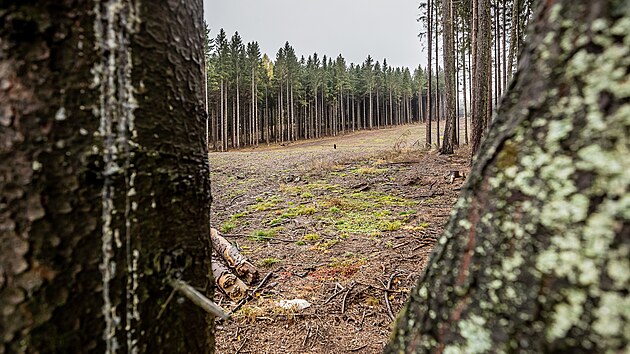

[386,1,629,353]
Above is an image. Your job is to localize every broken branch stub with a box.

[169,279,229,320]
[210,228,259,284]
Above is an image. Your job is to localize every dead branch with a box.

[349,344,369,352]
[234,338,248,354]
[323,285,347,305]
[227,271,274,317]
[384,274,397,321]
[341,282,356,314]
[354,281,408,294]
[392,241,410,249]
[302,325,311,347]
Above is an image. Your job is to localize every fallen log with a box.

[212,260,249,301]
[211,228,259,284]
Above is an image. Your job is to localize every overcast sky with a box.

[203,0,425,70]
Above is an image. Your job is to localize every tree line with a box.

[205,29,454,151]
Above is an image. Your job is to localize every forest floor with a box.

[210,123,470,353]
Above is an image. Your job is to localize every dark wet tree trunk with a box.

[0,1,213,353]
[387,0,629,352]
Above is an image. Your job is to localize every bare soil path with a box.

[210,123,470,353]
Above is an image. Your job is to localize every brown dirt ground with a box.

[210,122,471,354]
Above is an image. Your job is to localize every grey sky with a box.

[203,0,425,70]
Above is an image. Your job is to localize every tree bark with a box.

[462,37,469,145]
[470,0,491,157]
[425,0,433,148]
[434,1,441,149]
[0,1,213,353]
[387,1,630,352]
[439,0,457,155]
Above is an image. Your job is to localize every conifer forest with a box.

[206,30,429,151]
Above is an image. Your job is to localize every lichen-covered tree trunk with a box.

[0,1,212,353]
[387,1,629,352]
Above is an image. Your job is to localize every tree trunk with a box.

[0,1,213,353]
[462,37,469,145]
[236,78,240,148]
[220,80,225,151]
[434,0,441,149]
[507,0,522,82]
[439,0,456,155]
[470,0,491,157]
[387,1,630,352]
[425,0,433,148]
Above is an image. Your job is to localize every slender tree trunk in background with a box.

[361,97,366,130]
[376,89,380,129]
[426,0,433,148]
[236,78,240,148]
[231,96,236,148]
[346,93,352,129]
[274,105,279,143]
[341,90,345,134]
[0,1,213,353]
[265,86,269,144]
[434,0,441,149]
[279,83,284,144]
[502,1,507,91]
[440,0,456,155]
[387,1,630,352]
[462,40,469,145]
[255,78,259,146]
[285,81,289,142]
[507,0,521,81]
[314,89,319,138]
[251,67,255,146]
[418,88,423,123]
[369,87,373,129]
[494,0,501,104]
[454,10,460,146]
[470,0,478,139]
[470,0,491,157]
[224,85,229,151]
[291,84,295,141]
[487,61,493,128]
[388,90,393,127]
[220,80,225,151]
